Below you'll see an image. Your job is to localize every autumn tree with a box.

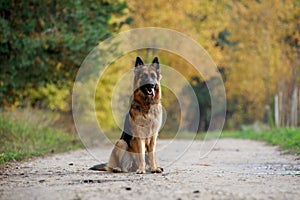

[124,0,300,128]
[223,0,300,126]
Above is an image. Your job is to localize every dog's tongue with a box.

[150,88,155,99]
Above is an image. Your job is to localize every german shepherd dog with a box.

[90,57,163,174]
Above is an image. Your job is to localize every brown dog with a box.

[90,57,163,174]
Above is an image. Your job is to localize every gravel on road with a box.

[1,139,299,200]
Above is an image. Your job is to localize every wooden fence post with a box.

[291,88,296,128]
[275,94,279,128]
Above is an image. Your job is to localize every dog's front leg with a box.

[148,137,163,173]
[136,138,146,174]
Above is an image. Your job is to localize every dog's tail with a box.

[89,163,108,171]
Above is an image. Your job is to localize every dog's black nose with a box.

[145,84,155,89]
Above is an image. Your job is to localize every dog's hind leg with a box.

[107,139,129,173]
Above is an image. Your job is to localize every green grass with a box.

[189,128,300,155]
[159,128,300,155]
[0,114,82,164]
[220,128,300,155]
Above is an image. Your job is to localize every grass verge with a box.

[220,128,300,155]
[0,114,82,165]
[192,128,300,155]
[159,128,300,155]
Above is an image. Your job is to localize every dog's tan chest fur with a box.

[129,103,162,138]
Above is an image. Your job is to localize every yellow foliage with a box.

[123,0,300,125]
[28,84,70,111]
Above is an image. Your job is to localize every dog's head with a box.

[133,57,161,105]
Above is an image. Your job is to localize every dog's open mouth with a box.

[142,84,156,98]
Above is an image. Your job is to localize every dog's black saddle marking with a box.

[120,113,132,147]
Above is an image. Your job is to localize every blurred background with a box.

[0,0,299,163]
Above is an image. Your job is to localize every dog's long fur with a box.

[90,57,163,174]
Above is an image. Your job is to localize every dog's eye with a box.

[151,74,156,79]
[142,74,148,79]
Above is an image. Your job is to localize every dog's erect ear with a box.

[135,57,144,67]
[152,57,159,69]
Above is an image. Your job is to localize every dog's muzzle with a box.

[141,83,156,99]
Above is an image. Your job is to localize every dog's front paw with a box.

[151,167,163,173]
[112,167,122,173]
[136,169,146,174]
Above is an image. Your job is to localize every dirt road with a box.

[1,139,299,200]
